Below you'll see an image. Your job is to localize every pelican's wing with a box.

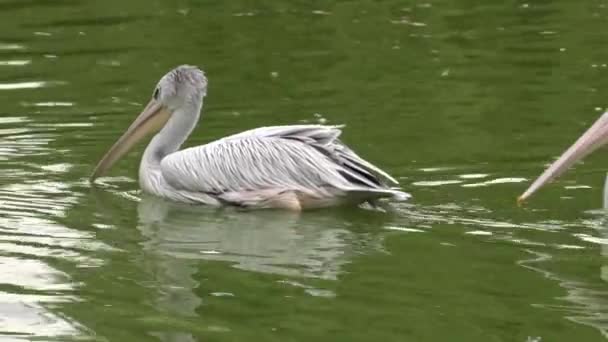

[219,125,399,185]
[159,125,403,198]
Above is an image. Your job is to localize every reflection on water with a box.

[0,292,81,340]
[521,240,608,339]
[132,195,387,342]
[507,180,608,339]
[0,173,103,340]
[137,196,362,280]
[0,111,108,340]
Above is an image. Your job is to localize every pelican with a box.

[518,110,608,204]
[90,65,410,210]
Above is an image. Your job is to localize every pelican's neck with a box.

[141,101,202,169]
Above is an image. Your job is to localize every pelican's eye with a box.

[153,88,160,100]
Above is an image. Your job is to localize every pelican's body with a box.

[91,65,409,210]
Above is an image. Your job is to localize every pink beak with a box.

[518,111,608,204]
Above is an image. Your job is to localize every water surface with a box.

[1,1,608,341]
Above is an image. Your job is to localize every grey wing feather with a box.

[160,125,403,198]
[220,125,399,185]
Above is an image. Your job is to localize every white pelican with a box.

[90,65,410,210]
[518,111,608,204]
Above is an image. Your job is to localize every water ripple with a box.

[0,81,64,90]
[0,109,111,339]
[0,60,30,66]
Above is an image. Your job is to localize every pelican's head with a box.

[90,65,207,182]
[518,111,608,204]
[153,64,207,111]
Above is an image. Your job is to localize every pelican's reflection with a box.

[135,195,382,341]
[536,181,608,337]
[137,195,362,280]
[602,176,608,283]
[560,187,608,338]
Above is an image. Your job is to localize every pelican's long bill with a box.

[90,99,172,182]
[518,111,608,204]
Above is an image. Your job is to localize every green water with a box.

[1,0,608,341]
